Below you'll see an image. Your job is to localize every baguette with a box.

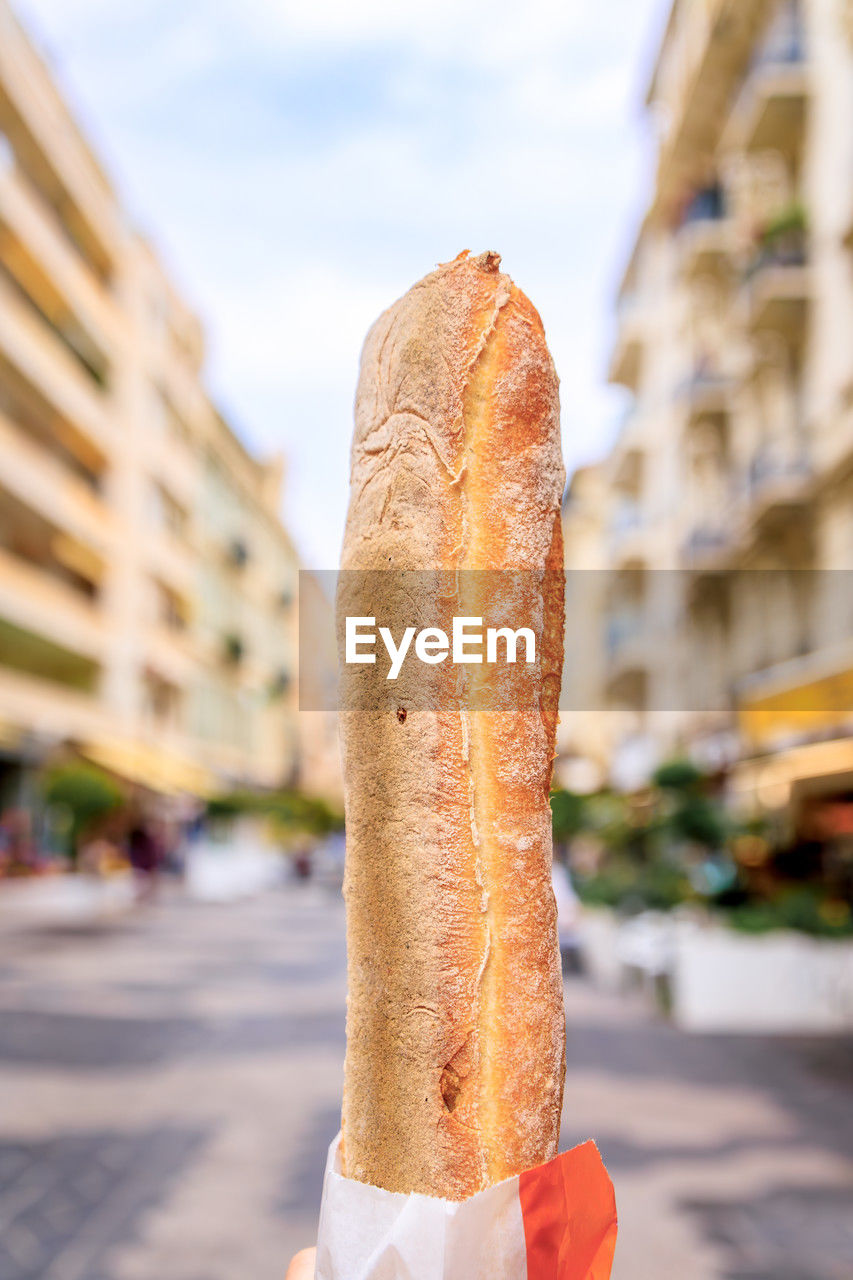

[338,250,566,1199]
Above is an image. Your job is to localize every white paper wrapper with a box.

[315,1134,617,1280]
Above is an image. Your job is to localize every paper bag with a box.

[315,1134,617,1279]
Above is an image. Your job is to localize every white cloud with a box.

[18,0,667,565]
[218,0,589,64]
[209,261,391,390]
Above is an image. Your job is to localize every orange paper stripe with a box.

[519,1141,617,1280]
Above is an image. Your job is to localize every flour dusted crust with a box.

[339,251,566,1199]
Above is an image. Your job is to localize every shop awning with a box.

[738,651,853,750]
[80,738,216,798]
[733,737,853,810]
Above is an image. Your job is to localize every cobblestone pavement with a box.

[0,885,851,1279]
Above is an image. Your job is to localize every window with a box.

[148,481,188,539]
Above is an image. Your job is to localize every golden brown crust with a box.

[339,251,566,1198]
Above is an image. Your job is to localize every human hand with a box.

[285,1246,316,1279]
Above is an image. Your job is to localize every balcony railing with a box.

[0,159,119,353]
[0,259,109,390]
[0,410,110,552]
[678,365,733,422]
[682,523,733,571]
[0,272,113,460]
[745,225,808,279]
[0,5,120,282]
[740,445,812,532]
[0,545,106,680]
[650,0,774,217]
[747,446,811,497]
[742,212,809,337]
[0,612,101,694]
[727,5,809,157]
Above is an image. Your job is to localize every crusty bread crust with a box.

[339,251,566,1199]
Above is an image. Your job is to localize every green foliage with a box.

[551,761,849,937]
[566,761,729,917]
[576,856,693,914]
[222,633,245,665]
[206,789,344,837]
[652,758,730,850]
[761,201,808,244]
[652,759,703,791]
[726,887,853,939]
[550,790,587,844]
[42,763,124,860]
[669,794,729,848]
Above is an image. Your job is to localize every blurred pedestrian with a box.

[0,808,40,877]
[127,820,162,902]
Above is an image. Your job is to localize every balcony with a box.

[0,252,109,390]
[0,6,122,281]
[725,9,809,161]
[144,626,197,689]
[679,366,734,426]
[0,409,111,552]
[0,661,106,743]
[744,444,812,530]
[650,0,775,218]
[608,295,644,392]
[0,543,106,672]
[611,429,644,483]
[681,522,734,573]
[608,502,651,569]
[146,528,197,598]
[677,186,735,279]
[605,609,652,707]
[145,427,199,512]
[743,221,809,339]
[0,614,101,699]
[0,162,119,353]
[0,269,112,462]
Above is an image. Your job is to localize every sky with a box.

[20,0,667,568]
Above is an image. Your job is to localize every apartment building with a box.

[0,1,305,806]
[561,0,853,809]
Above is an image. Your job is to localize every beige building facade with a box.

[0,1,314,804]
[561,0,853,805]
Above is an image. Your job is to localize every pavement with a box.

[0,882,851,1280]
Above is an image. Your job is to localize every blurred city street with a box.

[0,880,851,1280]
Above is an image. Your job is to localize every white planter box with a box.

[672,920,853,1033]
[185,839,284,903]
[577,908,623,990]
[0,873,135,930]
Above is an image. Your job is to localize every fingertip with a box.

[285,1245,317,1280]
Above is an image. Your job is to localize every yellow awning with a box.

[81,739,215,798]
[733,737,853,810]
[739,665,853,750]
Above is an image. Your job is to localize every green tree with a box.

[550,789,586,848]
[43,763,124,863]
